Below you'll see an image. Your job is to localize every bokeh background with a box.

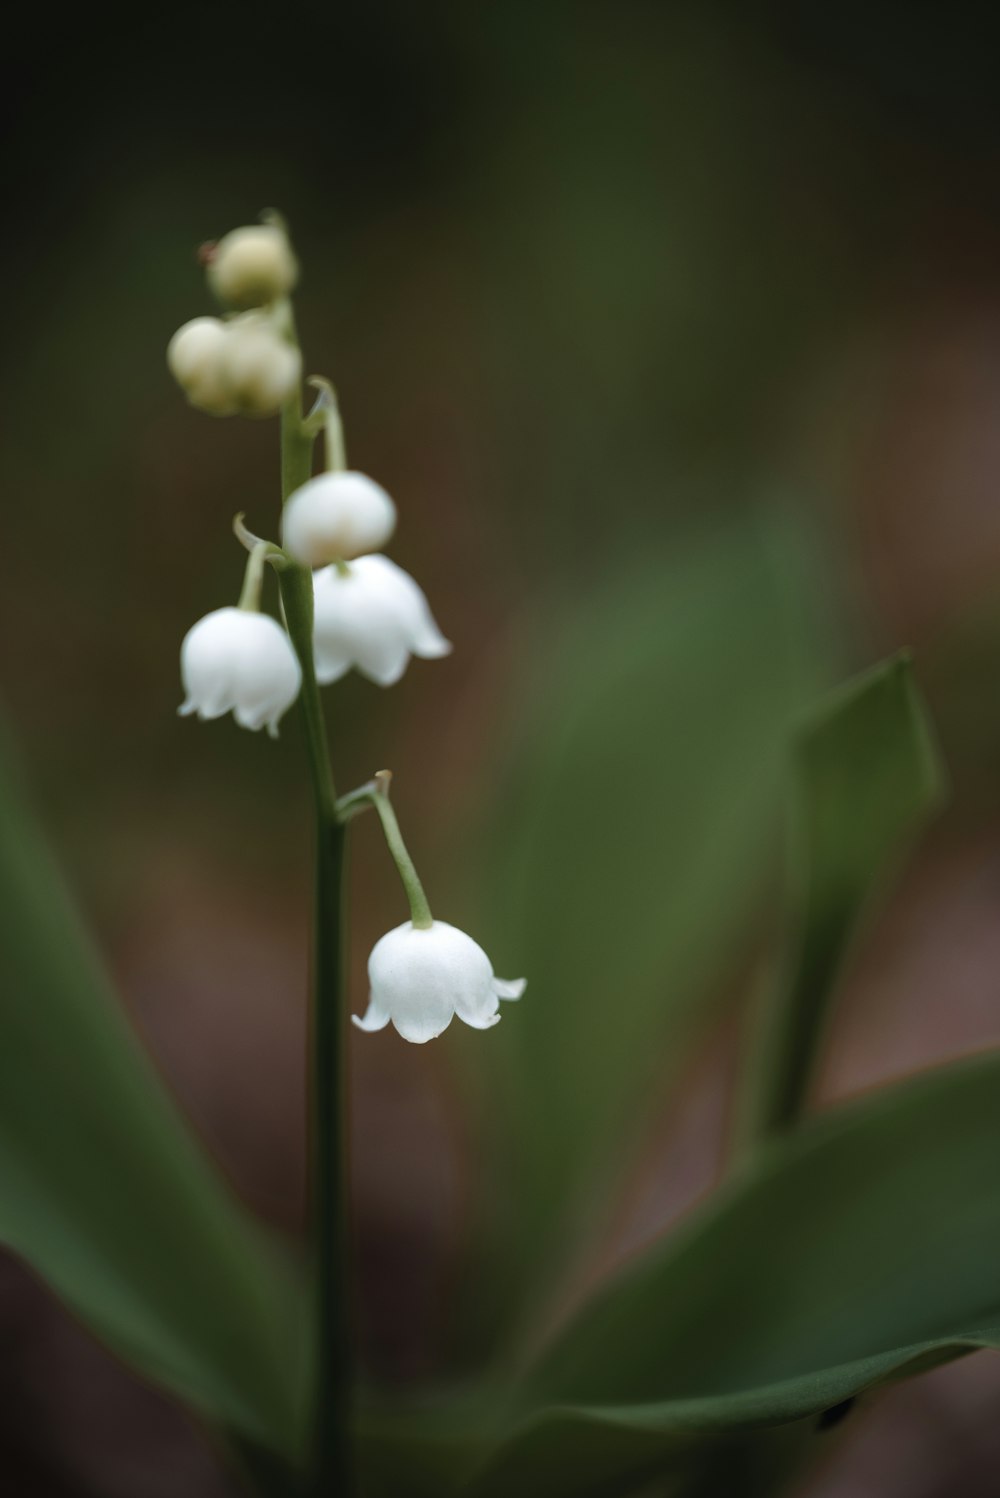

[5,2,1000,1493]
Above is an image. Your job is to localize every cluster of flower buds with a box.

[171,215,523,1040]
[168,314,302,418]
[167,220,301,418]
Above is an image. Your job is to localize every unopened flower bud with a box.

[312,555,450,686]
[167,317,237,416]
[223,320,302,417]
[353,920,526,1043]
[281,473,397,567]
[207,225,299,309]
[179,607,302,737]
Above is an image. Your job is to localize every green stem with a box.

[280,568,337,823]
[371,774,433,928]
[277,371,353,1497]
[307,807,350,1497]
[238,542,270,612]
[330,775,433,926]
[281,361,316,507]
[334,781,379,824]
[303,377,347,471]
[322,393,347,472]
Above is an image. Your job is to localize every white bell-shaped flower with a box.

[281,472,397,566]
[179,607,302,737]
[312,554,451,687]
[353,920,526,1043]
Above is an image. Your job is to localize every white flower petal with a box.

[313,564,410,687]
[392,1009,455,1044]
[311,555,450,689]
[234,704,267,731]
[411,618,452,660]
[231,615,301,718]
[368,923,461,1042]
[352,557,452,660]
[313,643,353,686]
[179,607,301,735]
[282,472,397,567]
[359,920,517,1045]
[198,696,233,721]
[493,977,527,1001]
[457,1009,501,1030]
[454,987,501,1029]
[353,555,451,657]
[351,993,391,1033]
[352,634,412,687]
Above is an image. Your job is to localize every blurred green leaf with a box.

[477,512,831,1303]
[737,652,946,1151]
[474,1052,1000,1496]
[0,727,303,1457]
[360,1399,812,1498]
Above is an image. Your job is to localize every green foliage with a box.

[0,538,982,1498]
[472,1053,1000,1496]
[0,727,303,1458]
[365,653,964,1498]
[478,513,831,1300]
[738,653,946,1149]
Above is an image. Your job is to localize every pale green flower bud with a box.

[207,225,299,309]
[166,317,237,416]
[222,320,302,417]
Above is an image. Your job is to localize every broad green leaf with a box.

[359,1399,812,1498]
[474,513,830,1306]
[737,653,946,1150]
[0,728,303,1457]
[470,1412,815,1498]
[471,1052,1000,1496]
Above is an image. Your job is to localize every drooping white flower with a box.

[311,554,451,687]
[281,472,397,567]
[207,223,299,309]
[179,607,302,737]
[353,920,526,1043]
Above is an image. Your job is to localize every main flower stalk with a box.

[276,379,352,1497]
[169,212,524,1492]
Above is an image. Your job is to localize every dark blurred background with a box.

[6,2,1000,1493]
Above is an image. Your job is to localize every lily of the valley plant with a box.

[6,209,1000,1498]
[175,217,524,1043]
[172,213,525,1489]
